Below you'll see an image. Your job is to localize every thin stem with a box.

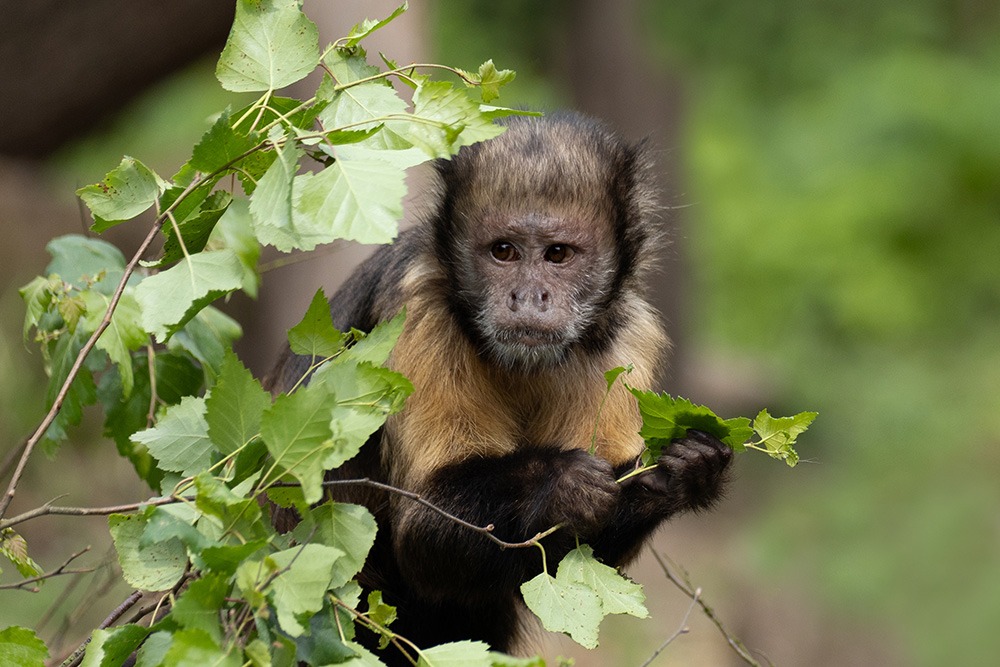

[650,549,765,667]
[638,587,701,667]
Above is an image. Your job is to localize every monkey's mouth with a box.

[496,327,566,348]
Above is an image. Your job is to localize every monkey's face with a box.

[458,210,617,369]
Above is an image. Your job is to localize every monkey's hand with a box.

[628,430,733,512]
[539,449,621,537]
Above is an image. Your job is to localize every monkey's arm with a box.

[392,447,620,604]
[590,430,733,567]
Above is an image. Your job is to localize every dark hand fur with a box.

[265,113,732,664]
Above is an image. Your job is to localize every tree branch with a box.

[0,547,93,591]
[650,549,767,667]
[639,586,700,667]
[0,496,178,531]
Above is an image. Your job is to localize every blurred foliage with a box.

[3,0,996,663]
[643,1,1000,665]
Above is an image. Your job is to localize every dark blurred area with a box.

[1,1,998,665]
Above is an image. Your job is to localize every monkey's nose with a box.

[508,290,549,312]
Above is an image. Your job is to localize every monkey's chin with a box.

[487,332,570,371]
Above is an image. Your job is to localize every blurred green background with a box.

[1,1,998,665]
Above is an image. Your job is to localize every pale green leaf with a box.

[342,3,408,48]
[135,249,245,342]
[456,59,516,103]
[417,641,492,667]
[248,137,312,251]
[268,544,344,637]
[77,157,165,231]
[294,144,407,244]
[520,571,603,649]
[19,276,55,338]
[216,0,319,93]
[45,234,126,293]
[109,513,187,591]
[751,409,818,467]
[132,396,214,477]
[294,502,377,588]
[81,290,147,396]
[404,81,506,158]
[557,545,648,618]
[0,528,42,579]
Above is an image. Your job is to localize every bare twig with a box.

[639,587,701,667]
[651,550,765,667]
[0,496,178,531]
[0,546,92,591]
[57,588,144,667]
[276,477,562,550]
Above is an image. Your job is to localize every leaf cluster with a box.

[5,2,531,665]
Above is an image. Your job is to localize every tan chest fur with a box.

[383,266,668,490]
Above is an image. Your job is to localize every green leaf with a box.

[405,81,506,158]
[750,409,818,467]
[365,590,397,630]
[629,389,754,457]
[294,144,408,245]
[168,306,244,381]
[342,308,406,366]
[190,110,260,174]
[109,512,187,591]
[77,157,166,231]
[134,631,172,667]
[162,628,241,667]
[135,249,245,342]
[267,544,344,637]
[211,197,260,297]
[45,234,126,293]
[417,641,492,667]
[216,0,319,93]
[81,625,149,667]
[557,545,647,618]
[311,361,413,468]
[294,502,377,588]
[0,626,48,667]
[132,396,215,477]
[603,364,633,392]
[81,290,147,396]
[488,653,545,667]
[152,191,233,268]
[520,571,603,649]
[287,289,345,359]
[457,59,516,103]
[193,472,265,540]
[317,81,410,150]
[0,529,42,579]
[171,574,230,643]
[343,3,408,48]
[248,136,308,251]
[293,598,358,665]
[322,49,382,86]
[43,330,97,447]
[260,385,335,504]
[19,276,55,338]
[205,350,270,456]
[199,540,268,576]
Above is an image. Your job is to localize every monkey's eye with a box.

[490,241,520,262]
[544,244,575,264]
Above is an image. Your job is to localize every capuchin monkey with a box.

[266,113,732,663]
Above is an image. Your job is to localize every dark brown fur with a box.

[266,113,731,663]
